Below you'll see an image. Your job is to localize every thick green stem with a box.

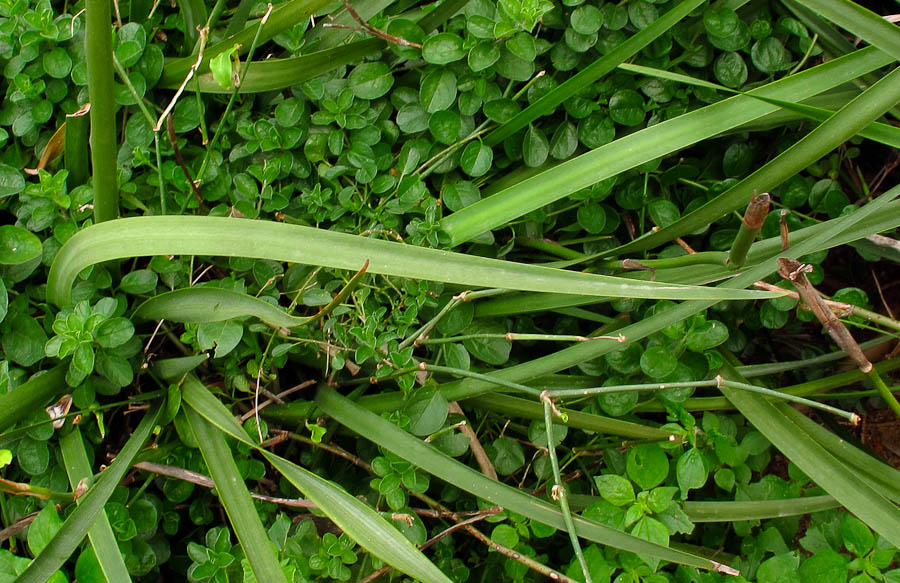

[867,367,900,418]
[728,193,770,269]
[85,0,119,222]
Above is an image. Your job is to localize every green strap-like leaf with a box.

[19,402,162,583]
[440,47,894,246]
[600,61,900,258]
[180,376,454,583]
[158,39,384,93]
[795,0,900,60]
[134,287,308,328]
[0,365,66,433]
[315,386,728,571]
[183,405,287,583]
[718,362,900,549]
[46,216,778,309]
[485,0,705,146]
[350,183,900,416]
[59,427,132,583]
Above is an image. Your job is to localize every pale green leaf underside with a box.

[180,377,454,583]
[46,216,779,308]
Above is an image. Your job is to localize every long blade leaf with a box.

[180,376,454,583]
[59,427,132,583]
[315,386,730,572]
[46,216,778,309]
[718,362,900,548]
[19,402,162,583]
[439,47,894,245]
[183,405,287,583]
[485,0,705,145]
[0,365,66,433]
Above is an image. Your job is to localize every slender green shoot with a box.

[543,394,591,583]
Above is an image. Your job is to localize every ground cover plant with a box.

[0,0,899,580]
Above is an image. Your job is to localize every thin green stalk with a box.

[419,332,623,345]
[516,237,588,260]
[399,289,507,350]
[716,376,859,423]
[543,396,592,583]
[421,364,543,397]
[111,54,166,212]
[196,4,272,183]
[597,252,729,271]
[85,0,119,222]
[545,376,859,422]
[867,367,900,418]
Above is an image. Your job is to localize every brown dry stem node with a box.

[777,257,873,373]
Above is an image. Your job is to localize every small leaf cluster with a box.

[44,297,137,388]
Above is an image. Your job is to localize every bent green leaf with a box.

[46,216,779,309]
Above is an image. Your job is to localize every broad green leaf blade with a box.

[795,0,900,60]
[718,362,900,549]
[468,393,676,440]
[59,427,132,583]
[134,287,307,328]
[179,377,454,583]
[160,0,331,83]
[683,496,841,522]
[0,365,66,433]
[618,64,900,148]
[779,406,900,503]
[602,62,900,258]
[19,402,162,583]
[351,184,900,416]
[158,39,384,93]
[485,0,705,146]
[440,47,894,246]
[262,454,453,583]
[45,216,778,309]
[153,354,210,382]
[315,386,727,572]
[183,405,287,583]
[568,493,841,521]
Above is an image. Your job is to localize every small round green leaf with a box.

[577,204,607,234]
[626,443,668,490]
[571,4,603,35]
[751,37,792,73]
[506,32,536,62]
[422,32,465,65]
[609,89,645,126]
[0,164,25,199]
[468,41,500,72]
[0,225,41,265]
[428,110,461,145]
[43,47,73,79]
[419,69,457,113]
[714,51,748,88]
[549,121,578,159]
[487,437,525,475]
[348,62,394,100]
[460,141,493,177]
[640,345,677,378]
[522,124,549,167]
[594,474,635,506]
[676,447,708,497]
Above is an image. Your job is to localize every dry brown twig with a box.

[323,0,422,48]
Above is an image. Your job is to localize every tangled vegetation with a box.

[0,0,899,581]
